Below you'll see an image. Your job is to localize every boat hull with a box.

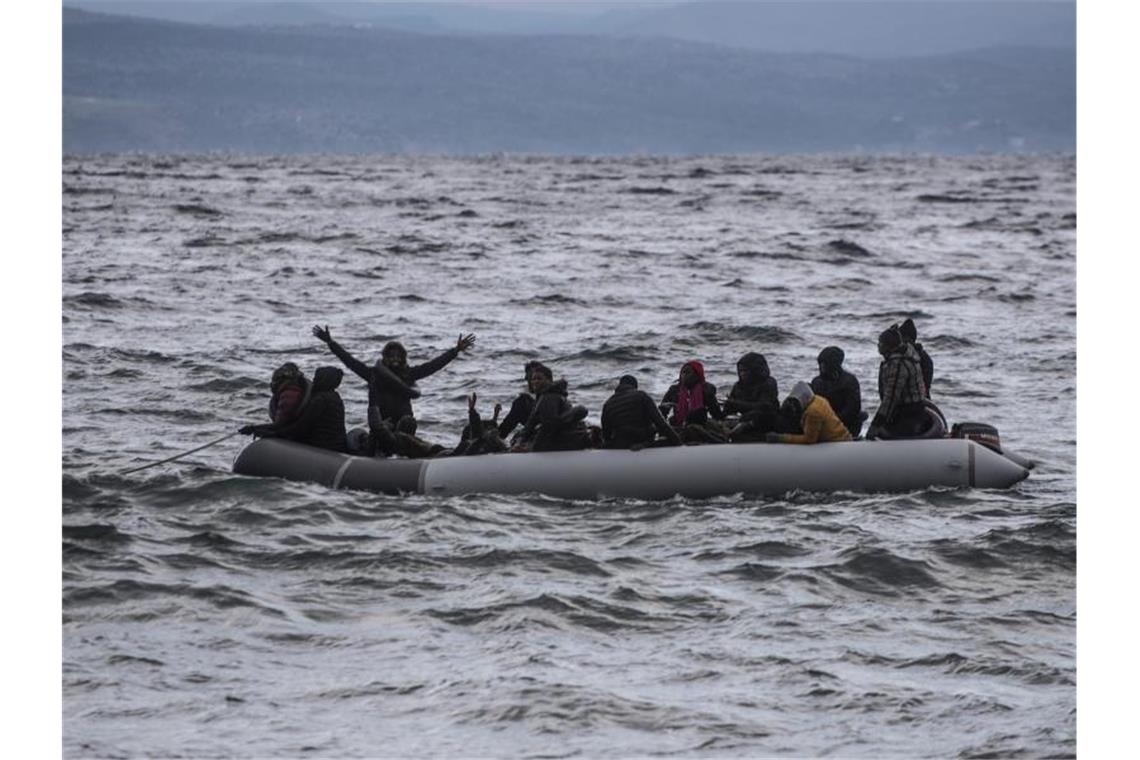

[232,438,1030,499]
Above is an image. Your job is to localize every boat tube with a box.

[232,438,1030,500]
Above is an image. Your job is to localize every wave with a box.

[679,322,800,344]
[172,203,224,217]
[821,547,941,596]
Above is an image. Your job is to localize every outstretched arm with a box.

[312,325,371,383]
[407,333,476,382]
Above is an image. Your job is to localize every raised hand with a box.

[492,402,502,423]
[468,392,477,411]
[456,333,476,353]
[312,324,332,344]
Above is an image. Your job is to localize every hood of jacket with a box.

[789,381,815,408]
[817,346,844,371]
[736,352,770,380]
[683,359,707,386]
[311,366,344,393]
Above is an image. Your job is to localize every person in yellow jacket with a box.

[765,382,853,444]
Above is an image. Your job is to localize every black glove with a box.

[240,424,269,437]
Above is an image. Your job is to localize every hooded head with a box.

[878,325,903,358]
[382,341,408,370]
[899,318,918,344]
[271,362,304,391]
[736,352,770,384]
[617,374,638,390]
[817,346,845,379]
[789,381,814,409]
[311,366,344,393]
[680,360,705,389]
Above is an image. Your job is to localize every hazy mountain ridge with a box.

[63,8,1075,154]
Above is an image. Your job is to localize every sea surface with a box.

[62,153,1076,758]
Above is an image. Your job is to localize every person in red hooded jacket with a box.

[659,360,727,443]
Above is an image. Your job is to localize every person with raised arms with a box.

[312,325,474,456]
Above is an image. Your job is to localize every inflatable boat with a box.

[232,437,1031,500]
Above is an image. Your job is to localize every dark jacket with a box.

[913,341,934,397]
[519,380,591,452]
[660,381,725,424]
[498,392,535,440]
[323,337,458,422]
[724,353,779,423]
[255,366,347,452]
[875,344,926,424]
[811,369,863,438]
[601,386,683,448]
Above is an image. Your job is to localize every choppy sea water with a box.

[62,153,1075,758]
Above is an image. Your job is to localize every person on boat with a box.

[514,364,592,452]
[660,360,727,443]
[497,360,545,442]
[450,393,508,456]
[899,318,934,398]
[724,352,780,442]
[312,325,474,456]
[810,346,865,438]
[866,325,930,440]
[240,366,348,452]
[313,325,474,423]
[264,361,310,426]
[601,374,684,449]
[765,382,852,444]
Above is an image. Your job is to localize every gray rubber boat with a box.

[233,438,1031,499]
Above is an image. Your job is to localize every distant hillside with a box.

[62,9,1075,154]
[65,1,1076,58]
[592,1,1076,59]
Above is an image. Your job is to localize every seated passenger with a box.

[810,346,865,438]
[724,352,780,440]
[515,365,593,452]
[266,362,309,426]
[660,360,727,443]
[498,361,543,443]
[867,325,930,440]
[765,382,852,444]
[601,375,683,449]
[899,318,934,398]
[240,366,348,452]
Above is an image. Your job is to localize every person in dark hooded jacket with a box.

[660,360,727,443]
[601,375,683,449]
[497,360,544,441]
[313,325,473,423]
[810,346,864,438]
[899,318,934,398]
[313,325,474,456]
[723,352,780,441]
[867,325,929,440]
[515,365,592,452]
[240,366,348,452]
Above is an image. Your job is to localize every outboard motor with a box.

[951,421,1002,453]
